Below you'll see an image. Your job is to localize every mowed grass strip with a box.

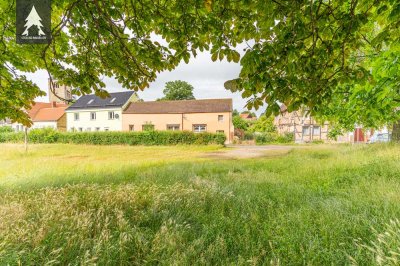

[0,143,399,265]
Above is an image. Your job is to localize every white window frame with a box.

[108,111,119,120]
[74,113,79,121]
[193,124,207,133]
[167,124,180,131]
[90,112,96,120]
[218,115,224,122]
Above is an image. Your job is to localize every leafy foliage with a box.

[232,116,249,131]
[248,116,276,133]
[255,132,294,144]
[1,0,399,130]
[159,80,195,101]
[0,126,13,133]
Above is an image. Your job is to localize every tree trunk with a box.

[392,120,400,142]
[24,127,28,152]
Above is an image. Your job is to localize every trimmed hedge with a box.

[0,128,226,146]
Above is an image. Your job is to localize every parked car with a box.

[368,133,391,143]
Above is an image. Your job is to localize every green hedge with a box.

[0,128,226,146]
[255,132,294,144]
[0,126,13,133]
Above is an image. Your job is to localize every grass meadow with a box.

[0,143,399,265]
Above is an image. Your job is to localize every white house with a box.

[65,91,138,132]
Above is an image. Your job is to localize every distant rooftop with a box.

[123,98,233,114]
[66,91,135,110]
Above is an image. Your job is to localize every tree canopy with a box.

[159,80,195,101]
[0,0,399,129]
[248,116,276,133]
[232,116,249,131]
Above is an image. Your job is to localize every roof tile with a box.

[124,99,232,114]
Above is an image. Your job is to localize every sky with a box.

[25,48,264,115]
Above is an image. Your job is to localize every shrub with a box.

[0,126,13,133]
[255,132,294,144]
[243,132,255,140]
[0,129,226,146]
[277,132,294,143]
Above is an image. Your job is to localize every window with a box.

[110,97,116,103]
[104,127,109,131]
[108,111,119,120]
[216,130,224,134]
[142,124,155,131]
[90,112,96,120]
[87,99,94,104]
[218,115,224,122]
[95,127,100,131]
[129,125,134,131]
[313,126,321,135]
[167,124,180,131]
[74,113,79,121]
[193,124,207,133]
[78,127,83,132]
[302,126,310,136]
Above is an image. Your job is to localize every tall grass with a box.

[0,143,399,264]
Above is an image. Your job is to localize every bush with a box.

[0,128,226,146]
[243,132,255,140]
[277,132,295,143]
[255,132,294,144]
[0,126,13,133]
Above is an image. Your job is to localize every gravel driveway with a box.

[204,145,293,159]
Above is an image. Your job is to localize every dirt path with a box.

[204,145,293,159]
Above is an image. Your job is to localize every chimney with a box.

[51,101,57,108]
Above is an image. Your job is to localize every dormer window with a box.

[110,97,116,103]
[87,99,94,104]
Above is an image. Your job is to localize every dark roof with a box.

[124,99,233,114]
[66,91,135,110]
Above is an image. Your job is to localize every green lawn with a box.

[0,143,399,265]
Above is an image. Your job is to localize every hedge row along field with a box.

[0,128,226,146]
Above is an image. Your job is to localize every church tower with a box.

[48,79,73,103]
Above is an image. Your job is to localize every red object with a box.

[354,128,365,142]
